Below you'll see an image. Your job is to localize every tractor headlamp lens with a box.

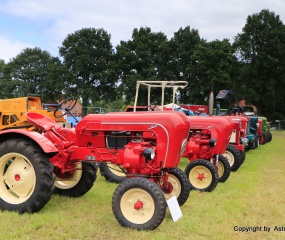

[144,148,155,161]
[240,137,249,147]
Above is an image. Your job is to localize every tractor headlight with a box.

[144,148,155,162]
[240,137,249,147]
[209,138,216,147]
[180,139,187,156]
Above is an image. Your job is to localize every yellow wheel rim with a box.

[222,151,234,167]
[107,163,126,177]
[0,153,36,204]
[189,165,212,189]
[120,188,155,224]
[217,161,224,178]
[163,174,181,201]
[54,162,82,189]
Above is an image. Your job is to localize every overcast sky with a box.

[0,0,284,62]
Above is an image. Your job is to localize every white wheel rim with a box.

[54,162,82,189]
[0,153,36,204]
[120,188,155,224]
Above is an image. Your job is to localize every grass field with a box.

[1,131,284,240]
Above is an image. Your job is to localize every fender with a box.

[0,129,58,153]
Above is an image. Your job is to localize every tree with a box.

[59,28,116,116]
[168,26,202,103]
[233,9,285,116]
[191,39,237,104]
[5,48,66,102]
[0,59,14,99]
[115,27,169,105]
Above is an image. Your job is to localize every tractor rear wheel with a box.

[112,177,167,230]
[260,132,266,145]
[267,131,272,142]
[184,159,218,192]
[53,162,97,197]
[222,144,243,172]
[99,163,127,183]
[240,150,246,164]
[217,155,231,183]
[0,138,55,213]
[264,132,270,143]
[162,168,190,206]
[254,136,260,148]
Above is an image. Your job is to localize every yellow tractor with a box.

[0,94,70,130]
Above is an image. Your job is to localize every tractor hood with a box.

[188,116,235,153]
[76,111,190,168]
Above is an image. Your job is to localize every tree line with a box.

[0,9,285,119]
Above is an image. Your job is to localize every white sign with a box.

[166,196,183,222]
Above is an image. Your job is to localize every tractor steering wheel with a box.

[54,97,78,118]
[143,103,157,111]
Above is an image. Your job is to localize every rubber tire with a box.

[245,143,251,152]
[251,138,256,149]
[254,136,259,149]
[260,132,266,145]
[163,168,190,206]
[184,159,218,192]
[99,163,127,183]
[267,132,272,142]
[216,155,231,183]
[264,132,269,143]
[222,144,243,172]
[112,177,167,230]
[0,138,55,213]
[240,150,246,164]
[53,162,97,197]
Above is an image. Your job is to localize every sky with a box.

[0,0,284,63]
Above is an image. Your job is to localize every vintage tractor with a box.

[0,97,191,230]
[215,90,265,151]
[101,113,234,192]
[258,116,272,144]
[243,105,272,145]
[169,90,248,173]
[182,116,234,192]
[0,94,70,130]
[222,116,248,171]
[102,81,235,193]
[214,90,260,167]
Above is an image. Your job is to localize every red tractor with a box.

[0,97,191,230]
[114,81,237,193]
[182,116,234,192]
[222,116,248,172]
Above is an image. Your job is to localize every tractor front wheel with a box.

[0,138,55,213]
[216,155,231,183]
[184,159,218,192]
[222,144,243,172]
[162,168,190,206]
[112,178,167,230]
[53,162,97,197]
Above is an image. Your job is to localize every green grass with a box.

[1,131,285,240]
